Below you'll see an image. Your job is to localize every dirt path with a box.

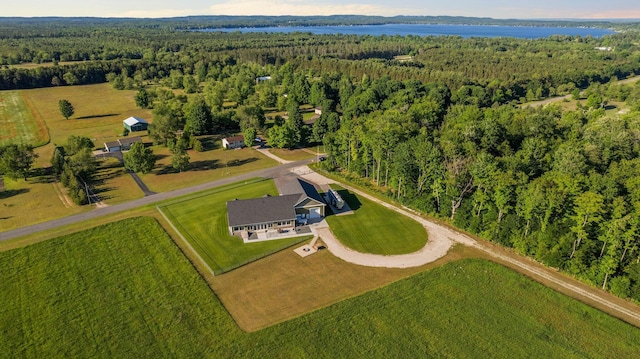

[52,182,74,209]
[256,147,292,164]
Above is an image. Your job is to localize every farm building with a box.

[103,136,142,152]
[222,135,245,149]
[123,117,148,132]
[227,178,326,242]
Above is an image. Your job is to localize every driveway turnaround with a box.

[299,168,640,327]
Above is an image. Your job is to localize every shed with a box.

[123,117,149,132]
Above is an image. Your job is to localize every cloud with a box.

[207,0,409,16]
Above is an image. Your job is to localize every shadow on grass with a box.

[30,169,56,184]
[337,189,362,211]
[199,136,219,151]
[0,188,29,200]
[227,157,258,168]
[76,113,119,120]
[156,159,221,175]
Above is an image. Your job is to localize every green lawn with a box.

[2,220,639,357]
[326,185,428,255]
[0,91,48,147]
[160,178,311,274]
[139,145,277,193]
[0,217,241,357]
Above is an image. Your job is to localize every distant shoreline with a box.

[197,23,616,39]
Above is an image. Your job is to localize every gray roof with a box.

[277,177,325,204]
[227,194,300,227]
[105,140,120,148]
[118,136,142,146]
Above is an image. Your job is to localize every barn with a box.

[123,117,148,132]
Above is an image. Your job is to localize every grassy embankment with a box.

[1,216,639,357]
[326,185,428,255]
[159,178,311,274]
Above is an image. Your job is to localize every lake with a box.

[202,23,615,39]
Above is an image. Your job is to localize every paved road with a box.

[0,159,311,241]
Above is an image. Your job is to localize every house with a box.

[118,136,142,150]
[103,136,142,152]
[104,140,121,153]
[256,75,272,83]
[222,135,245,149]
[227,178,326,241]
[123,116,149,132]
[314,107,323,116]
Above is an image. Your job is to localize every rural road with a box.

[0,158,312,241]
[3,153,640,327]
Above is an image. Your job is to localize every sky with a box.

[3,0,640,20]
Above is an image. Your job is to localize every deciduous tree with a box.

[124,142,156,173]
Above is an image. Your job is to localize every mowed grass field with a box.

[326,185,428,255]
[21,83,152,164]
[0,91,48,147]
[0,175,86,231]
[1,217,639,357]
[140,144,277,193]
[160,178,311,274]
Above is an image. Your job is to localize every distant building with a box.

[222,135,245,149]
[103,136,142,152]
[227,178,326,242]
[256,76,272,83]
[314,107,323,116]
[123,117,148,132]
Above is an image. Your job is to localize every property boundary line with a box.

[156,205,216,277]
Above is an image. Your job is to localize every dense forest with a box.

[3,17,640,301]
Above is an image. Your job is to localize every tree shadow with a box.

[189,159,221,171]
[227,157,257,167]
[76,113,120,120]
[0,188,29,200]
[156,166,180,175]
[30,170,56,184]
[199,136,219,151]
[336,189,362,211]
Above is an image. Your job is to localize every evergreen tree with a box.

[58,99,74,120]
